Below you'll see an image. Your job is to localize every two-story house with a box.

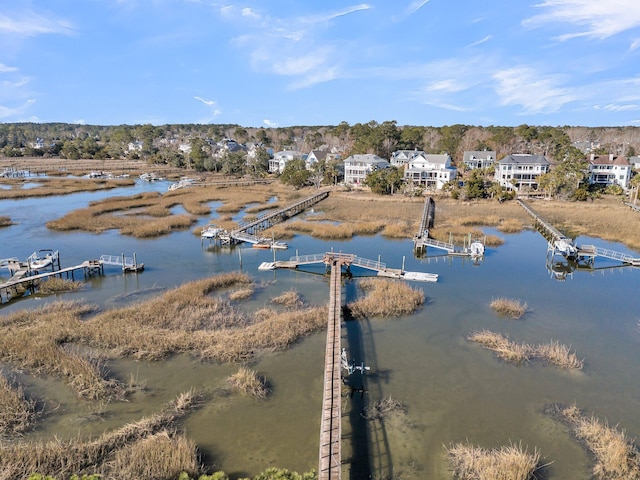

[343,154,390,185]
[403,153,457,190]
[305,150,341,170]
[463,151,496,170]
[588,153,631,190]
[494,154,549,191]
[269,150,303,174]
[390,149,425,167]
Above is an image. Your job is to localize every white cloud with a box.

[0,11,74,37]
[493,66,576,113]
[263,119,278,127]
[524,0,640,40]
[241,8,261,20]
[0,63,18,73]
[194,96,222,117]
[601,103,640,112]
[467,35,492,47]
[0,98,35,120]
[630,39,640,52]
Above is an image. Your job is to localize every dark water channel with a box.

[1,180,640,479]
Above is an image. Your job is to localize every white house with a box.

[269,150,303,174]
[343,154,390,185]
[630,156,640,170]
[403,153,457,190]
[463,151,496,170]
[588,153,631,190]
[494,154,549,191]
[390,149,425,167]
[127,141,143,153]
[305,150,341,170]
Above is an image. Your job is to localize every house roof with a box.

[344,154,389,165]
[498,154,549,165]
[463,150,496,161]
[589,154,630,166]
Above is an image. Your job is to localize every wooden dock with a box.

[258,252,438,282]
[413,196,437,254]
[0,260,103,304]
[220,190,330,245]
[318,258,343,480]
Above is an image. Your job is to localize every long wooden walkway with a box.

[413,196,435,253]
[517,199,570,244]
[219,190,330,245]
[318,258,343,480]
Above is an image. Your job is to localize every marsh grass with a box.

[0,216,12,227]
[468,330,584,370]
[362,396,406,422]
[550,403,640,479]
[489,297,529,319]
[0,372,36,436]
[271,289,304,308]
[0,301,122,400]
[37,277,83,294]
[229,287,254,301]
[0,391,201,480]
[226,367,270,399]
[446,441,540,480]
[498,218,525,233]
[347,278,424,318]
[0,177,136,200]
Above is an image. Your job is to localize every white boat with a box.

[27,249,57,270]
[201,224,224,239]
[139,172,163,182]
[468,240,485,257]
[270,241,288,250]
[168,178,196,191]
[553,238,577,257]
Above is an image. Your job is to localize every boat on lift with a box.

[201,224,224,239]
[27,249,57,270]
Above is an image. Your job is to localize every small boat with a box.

[201,224,224,239]
[168,177,196,191]
[139,172,164,182]
[270,241,288,250]
[468,240,485,257]
[252,241,271,249]
[27,249,57,270]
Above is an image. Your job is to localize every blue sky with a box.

[2,1,640,128]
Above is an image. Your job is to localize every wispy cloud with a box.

[467,35,492,47]
[0,10,74,37]
[194,96,222,119]
[263,119,279,128]
[300,4,371,24]
[630,38,640,52]
[0,99,36,120]
[524,0,640,40]
[0,63,18,73]
[493,66,577,114]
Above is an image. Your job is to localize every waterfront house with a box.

[463,150,496,170]
[343,154,390,186]
[494,154,549,191]
[403,153,457,190]
[390,149,425,167]
[305,150,341,170]
[588,153,631,190]
[269,150,303,174]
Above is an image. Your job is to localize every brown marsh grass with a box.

[229,287,254,301]
[468,330,584,370]
[271,289,304,308]
[0,216,12,227]
[497,218,525,233]
[550,403,640,479]
[0,177,135,200]
[0,373,36,436]
[347,278,424,318]
[226,367,270,399]
[446,441,540,480]
[489,297,529,319]
[0,301,123,400]
[0,391,201,480]
[37,277,83,294]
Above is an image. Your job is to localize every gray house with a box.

[494,154,549,191]
[463,151,496,170]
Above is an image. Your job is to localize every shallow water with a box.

[1,183,640,479]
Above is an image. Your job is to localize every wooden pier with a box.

[258,252,438,282]
[413,196,436,255]
[518,199,640,266]
[318,258,344,480]
[219,190,330,245]
[0,260,103,304]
